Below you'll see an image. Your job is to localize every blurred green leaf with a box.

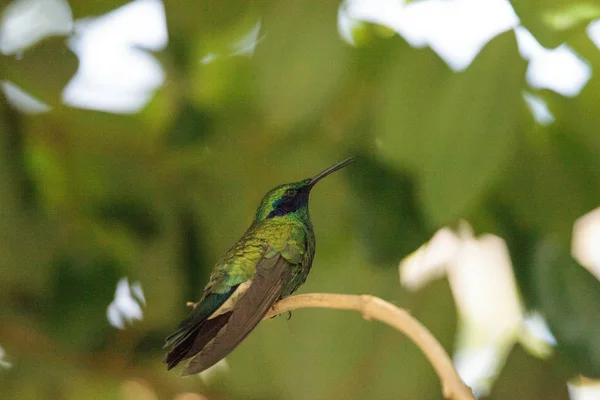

[175,208,214,307]
[2,36,78,106]
[24,137,69,213]
[483,162,600,373]
[380,31,526,226]
[532,238,600,378]
[164,101,214,148]
[486,345,569,400]
[376,39,452,172]
[164,0,251,40]
[475,197,542,309]
[512,0,600,47]
[498,129,599,245]
[164,0,253,71]
[96,199,160,241]
[45,253,120,350]
[0,93,37,207]
[350,155,432,265]
[181,10,259,111]
[546,68,600,177]
[420,31,526,225]
[254,0,350,130]
[190,51,255,111]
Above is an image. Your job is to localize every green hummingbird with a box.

[164,156,355,376]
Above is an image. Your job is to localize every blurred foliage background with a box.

[1,0,600,399]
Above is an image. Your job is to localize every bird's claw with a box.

[268,304,277,319]
[267,305,291,320]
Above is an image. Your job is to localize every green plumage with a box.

[164,157,354,375]
[204,211,313,295]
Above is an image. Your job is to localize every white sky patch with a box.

[572,207,600,281]
[62,0,167,113]
[342,0,592,96]
[587,19,600,50]
[1,80,51,113]
[0,0,72,54]
[107,277,146,329]
[400,228,460,290]
[522,91,555,126]
[569,380,600,400]
[515,26,591,97]
[338,3,358,46]
[343,0,518,71]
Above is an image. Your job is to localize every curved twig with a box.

[263,293,475,400]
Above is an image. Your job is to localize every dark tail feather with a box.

[164,312,232,370]
[164,291,235,370]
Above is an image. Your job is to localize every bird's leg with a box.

[268,303,278,319]
[186,301,198,310]
[266,304,292,319]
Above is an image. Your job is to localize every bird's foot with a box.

[266,306,291,320]
[268,311,292,320]
[268,304,278,319]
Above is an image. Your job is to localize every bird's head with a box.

[254,156,355,223]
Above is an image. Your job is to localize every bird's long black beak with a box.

[307,156,355,189]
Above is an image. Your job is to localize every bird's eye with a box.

[285,188,297,197]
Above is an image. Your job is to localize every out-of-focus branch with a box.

[263,293,475,400]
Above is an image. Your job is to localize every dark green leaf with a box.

[419,31,526,225]
[0,93,37,207]
[96,199,160,241]
[477,198,542,309]
[45,253,121,350]
[533,238,600,378]
[498,128,599,245]
[164,102,214,147]
[486,345,570,400]
[2,36,78,106]
[349,155,432,265]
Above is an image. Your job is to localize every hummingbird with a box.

[164,156,355,376]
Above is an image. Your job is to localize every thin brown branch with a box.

[263,293,475,400]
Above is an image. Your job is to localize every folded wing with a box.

[180,254,291,376]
